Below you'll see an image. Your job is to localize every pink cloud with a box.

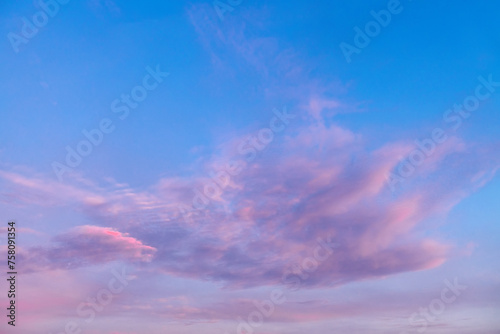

[1,110,498,289]
[21,225,156,272]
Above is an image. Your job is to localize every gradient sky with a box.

[0,1,499,333]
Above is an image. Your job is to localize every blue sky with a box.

[0,1,499,333]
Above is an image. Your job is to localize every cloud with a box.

[20,225,156,272]
[1,76,498,291]
[3,99,496,290]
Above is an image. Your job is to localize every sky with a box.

[0,0,499,333]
